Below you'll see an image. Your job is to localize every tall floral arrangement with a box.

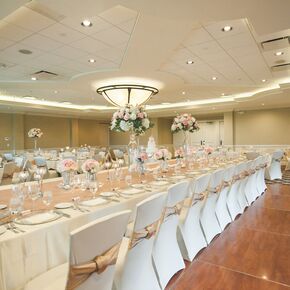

[81,159,100,173]
[110,105,153,136]
[171,113,199,133]
[28,128,43,138]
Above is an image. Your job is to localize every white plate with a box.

[54,203,72,209]
[0,204,7,210]
[15,211,62,225]
[100,192,115,197]
[0,226,6,235]
[119,188,144,195]
[79,198,108,207]
[150,180,169,187]
[131,184,145,189]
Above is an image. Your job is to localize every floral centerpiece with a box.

[204,146,214,155]
[171,113,199,133]
[81,159,100,182]
[154,148,170,172]
[57,159,77,189]
[110,105,153,136]
[135,151,148,176]
[174,147,184,159]
[28,128,43,150]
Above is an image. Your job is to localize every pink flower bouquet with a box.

[171,113,199,133]
[57,159,77,173]
[81,159,100,173]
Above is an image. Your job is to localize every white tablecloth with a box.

[0,178,162,290]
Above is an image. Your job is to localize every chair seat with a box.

[24,263,68,290]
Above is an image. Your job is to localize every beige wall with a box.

[223,112,234,145]
[0,113,13,151]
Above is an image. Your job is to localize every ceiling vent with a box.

[31,70,59,80]
[261,37,289,51]
[271,63,290,72]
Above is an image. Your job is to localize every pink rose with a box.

[138,112,144,118]
[124,114,129,121]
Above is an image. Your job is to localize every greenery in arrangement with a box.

[171,113,199,133]
[110,105,154,136]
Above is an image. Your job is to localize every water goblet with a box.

[9,196,22,221]
[125,175,132,188]
[42,191,52,208]
[89,180,98,199]
[27,182,40,212]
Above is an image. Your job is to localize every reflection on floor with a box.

[166,183,290,290]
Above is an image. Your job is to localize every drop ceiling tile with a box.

[52,45,87,59]
[183,27,213,47]
[21,34,63,51]
[116,18,137,33]
[92,26,130,46]
[69,37,110,53]
[97,47,124,62]
[3,6,55,32]
[205,19,248,39]
[39,23,86,44]
[0,37,14,50]
[0,21,33,41]
[60,15,112,35]
[217,32,255,50]
[27,53,66,66]
[99,5,138,25]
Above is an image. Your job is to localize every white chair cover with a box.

[153,181,189,289]
[265,150,284,180]
[114,192,167,290]
[178,174,211,261]
[200,169,224,244]
[25,210,131,290]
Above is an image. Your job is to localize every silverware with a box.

[54,210,71,218]
[5,223,19,234]
[10,222,25,233]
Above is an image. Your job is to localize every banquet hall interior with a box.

[0,0,290,290]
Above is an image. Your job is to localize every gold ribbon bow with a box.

[163,201,184,221]
[208,182,224,194]
[66,242,121,290]
[129,220,160,249]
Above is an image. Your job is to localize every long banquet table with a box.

[0,159,244,290]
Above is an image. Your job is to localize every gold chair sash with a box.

[66,242,121,290]
[163,200,185,220]
[129,219,160,249]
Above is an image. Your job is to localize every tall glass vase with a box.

[34,138,38,150]
[183,131,190,159]
[128,132,139,169]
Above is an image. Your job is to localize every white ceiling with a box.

[0,0,290,119]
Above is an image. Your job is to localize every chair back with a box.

[3,153,13,162]
[223,165,235,183]
[272,150,284,162]
[208,169,224,191]
[2,162,18,178]
[68,210,131,290]
[133,192,167,231]
[14,156,25,167]
[191,174,211,196]
[34,157,47,167]
[166,181,190,208]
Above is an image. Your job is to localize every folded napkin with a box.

[119,188,144,195]
[80,198,108,206]
[150,180,169,186]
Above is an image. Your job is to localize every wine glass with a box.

[89,180,98,199]
[42,191,52,208]
[109,169,117,191]
[19,170,29,184]
[27,182,40,212]
[125,175,132,188]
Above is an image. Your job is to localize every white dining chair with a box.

[200,169,224,244]
[227,163,244,220]
[265,150,284,180]
[178,174,211,261]
[114,192,167,290]
[256,155,269,195]
[1,162,18,185]
[25,210,131,290]
[244,158,260,204]
[235,161,250,212]
[215,165,235,230]
[152,181,189,289]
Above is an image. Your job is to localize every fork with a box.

[10,222,25,233]
[5,223,19,234]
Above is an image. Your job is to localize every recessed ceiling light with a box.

[88,59,96,63]
[182,91,186,95]
[54,90,58,94]
[186,60,194,64]
[261,103,265,106]
[261,79,267,82]
[31,77,37,81]
[221,93,225,96]
[211,76,217,80]
[19,49,32,55]
[24,96,37,100]
[274,51,283,56]
[222,26,233,32]
[81,20,92,27]
[162,102,171,105]
[212,107,216,110]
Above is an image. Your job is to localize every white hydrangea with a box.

[142,118,150,129]
[130,113,137,120]
[120,120,130,131]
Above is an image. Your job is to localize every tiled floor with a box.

[166,183,290,290]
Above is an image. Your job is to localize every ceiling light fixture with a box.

[88,59,96,63]
[96,84,159,107]
[31,77,37,81]
[81,20,92,27]
[212,76,217,80]
[274,51,283,56]
[182,91,186,95]
[186,60,194,64]
[261,79,267,82]
[222,26,233,32]
[221,93,225,96]
[54,90,58,94]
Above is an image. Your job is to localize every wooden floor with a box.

[166,183,290,290]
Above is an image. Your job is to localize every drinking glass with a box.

[89,181,98,199]
[125,175,132,188]
[27,183,40,212]
[42,191,52,207]
[109,169,117,191]
[9,196,22,221]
